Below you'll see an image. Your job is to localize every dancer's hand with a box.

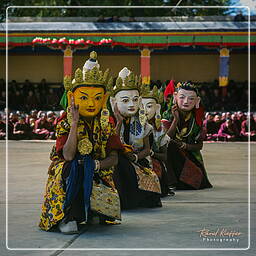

[125,152,136,162]
[171,104,179,122]
[113,103,123,123]
[70,96,79,124]
[169,138,182,148]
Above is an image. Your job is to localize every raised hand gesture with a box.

[70,95,79,124]
[113,102,124,123]
[171,104,179,122]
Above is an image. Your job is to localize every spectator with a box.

[8,88,16,110]
[226,112,232,120]
[240,114,256,141]
[237,111,247,126]
[200,88,211,110]
[221,112,227,122]
[29,117,36,130]
[34,112,51,139]
[34,88,42,109]
[46,88,59,110]
[31,109,38,119]
[54,110,65,125]
[213,114,223,133]
[218,119,240,141]
[238,88,248,110]
[9,112,19,126]
[25,90,39,111]
[0,90,5,110]
[6,112,16,139]
[14,90,24,110]
[0,113,6,139]
[25,109,38,124]
[40,88,48,109]
[231,113,242,134]
[10,80,18,91]
[13,115,33,140]
[46,111,57,139]
[40,78,47,87]
[6,79,255,112]
[210,88,221,110]
[23,79,32,95]
[203,113,219,141]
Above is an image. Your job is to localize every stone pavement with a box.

[0,141,255,256]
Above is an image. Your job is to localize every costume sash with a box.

[64,154,95,222]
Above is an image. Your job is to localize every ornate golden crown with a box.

[111,68,142,96]
[176,81,199,95]
[63,51,113,92]
[141,85,164,104]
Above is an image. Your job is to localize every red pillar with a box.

[63,46,73,77]
[140,48,151,85]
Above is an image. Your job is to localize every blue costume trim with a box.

[64,154,95,221]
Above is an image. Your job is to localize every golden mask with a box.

[69,86,106,117]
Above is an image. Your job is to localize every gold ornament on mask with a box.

[111,69,142,96]
[176,82,182,88]
[64,76,72,91]
[78,137,93,155]
[63,51,113,93]
[141,85,164,104]
[74,68,83,83]
[141,85,163,129]
[175,82,199,96]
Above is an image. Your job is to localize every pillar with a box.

[63,45,73,77]
[140,48,151,85]
[219,48,230,97]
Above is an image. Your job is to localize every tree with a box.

[1,0,233,21]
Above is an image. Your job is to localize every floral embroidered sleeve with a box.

[55,117,70,157]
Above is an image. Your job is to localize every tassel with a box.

[100,108,110,130]
[139,108,147,126]
[155,114,161,130]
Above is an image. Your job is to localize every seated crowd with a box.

[0,109,63,140]
[1,78,255,113]
[0,78,63,112]
[203,111,256,141]
[0,78,255,142]
[1,109,255,142]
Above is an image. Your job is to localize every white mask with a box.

[175,89,200,112]
[142,98,157,121]
[114,90,140,117]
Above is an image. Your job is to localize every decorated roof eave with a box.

[0,33,255,48]
[1,21,255,32]
[0,21,256,48]
[0,35,256,48]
